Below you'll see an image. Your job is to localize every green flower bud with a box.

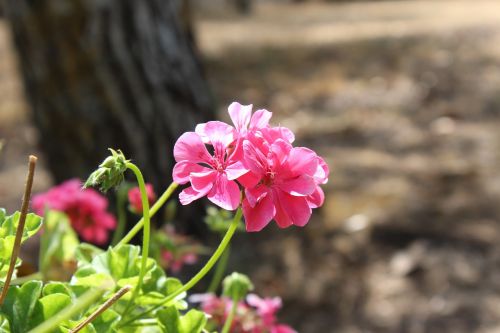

[84,149,129,192]
[222,272,254,301]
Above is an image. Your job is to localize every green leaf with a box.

[0,280,43,333]
[179,310,207,333]
[39,211,79,281]
[157,307,206,333]
[91,308,121,333]
[0,212,42,281]
[30,293,72,331]
[157,307,180,333]
[0,314,10,333]
[75,243,104,265]
[72,245,156,301]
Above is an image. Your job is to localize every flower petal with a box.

[245,184,269,208]
[190,170,217,193]
[249,109,272,130]
[174,132,211,163]
[236,171,261,188]
[207,174,241,210]
[307,186,325,208]
[278,174,316,196]
[286,147,318,176]
[273,190,312,228]
[243,194,275,232]
[179,186,209,205]
[225,160,249,180]
[228,102,252,132]
[172,161,207,184]
[243,139,268,177]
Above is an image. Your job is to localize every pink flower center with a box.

[262,170,276,186]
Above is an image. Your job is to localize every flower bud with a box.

[84,149,129,192]
[222,272,254,301]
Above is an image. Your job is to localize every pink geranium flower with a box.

[33,179,116,245]
[128,183,156,214]
[172,121,248,210]
[241,130,324,231]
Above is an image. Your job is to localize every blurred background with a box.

[2,0,500,332]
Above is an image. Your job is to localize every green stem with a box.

[207,244,230,293]
[119,208,243,328]
[28,288,104,333]
[117,182,178,247]
[111,184,130,246]
[11,272,43,285]
[122,163,151,316]
[221,298,238,333]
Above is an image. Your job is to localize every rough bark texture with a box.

[4,0,214,191]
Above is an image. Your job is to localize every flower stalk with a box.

[0,155,37,306]
[122,163,151,316]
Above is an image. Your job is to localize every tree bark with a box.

[4,0,214,192]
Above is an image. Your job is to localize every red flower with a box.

[33,179,116,245]
[128,183,156,214]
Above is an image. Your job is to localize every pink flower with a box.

[161,250,198,273]
[173,101,329,233]
[271,325,297,333]
[128,183,156,214]
[33,179,116,245]
[173,121,248,210]
[241,130,324,231]
[247,294,282,327]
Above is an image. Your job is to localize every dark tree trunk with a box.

[4,0,214,192]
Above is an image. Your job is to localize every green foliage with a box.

[0,281,42,333]
[157,307,207,333]
[39,211,79,281]
[72,245,156,291]
[0,209,42,281]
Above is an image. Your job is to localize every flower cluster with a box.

[33,179,116,245]
[173,102,329,231]
[128,183,157,214]
[191,293,296,333]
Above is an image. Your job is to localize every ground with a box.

[2,1,500,332]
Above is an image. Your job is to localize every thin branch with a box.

[0,155,37,306]
[70,285,131,333]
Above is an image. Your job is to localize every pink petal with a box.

[242,193,275,232]
[273,190,312,228]
[243,140,268,176]
[236,171,261,188]
[225,160,249,180]
[203,121,235,149]
[190,170,217,193]
[286,147,318,176]
[207,174,241,210]
[262,126,295,143]
[179,186,209,205]
[245,185,269,208]
[174,132,211,164]
[194,123,210,144]
[249,109,272,130]
[172,161,207,184]
[228,102,252,132]
[278,174,316,196]
[307,186,325,208]
[314,156,330,184]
